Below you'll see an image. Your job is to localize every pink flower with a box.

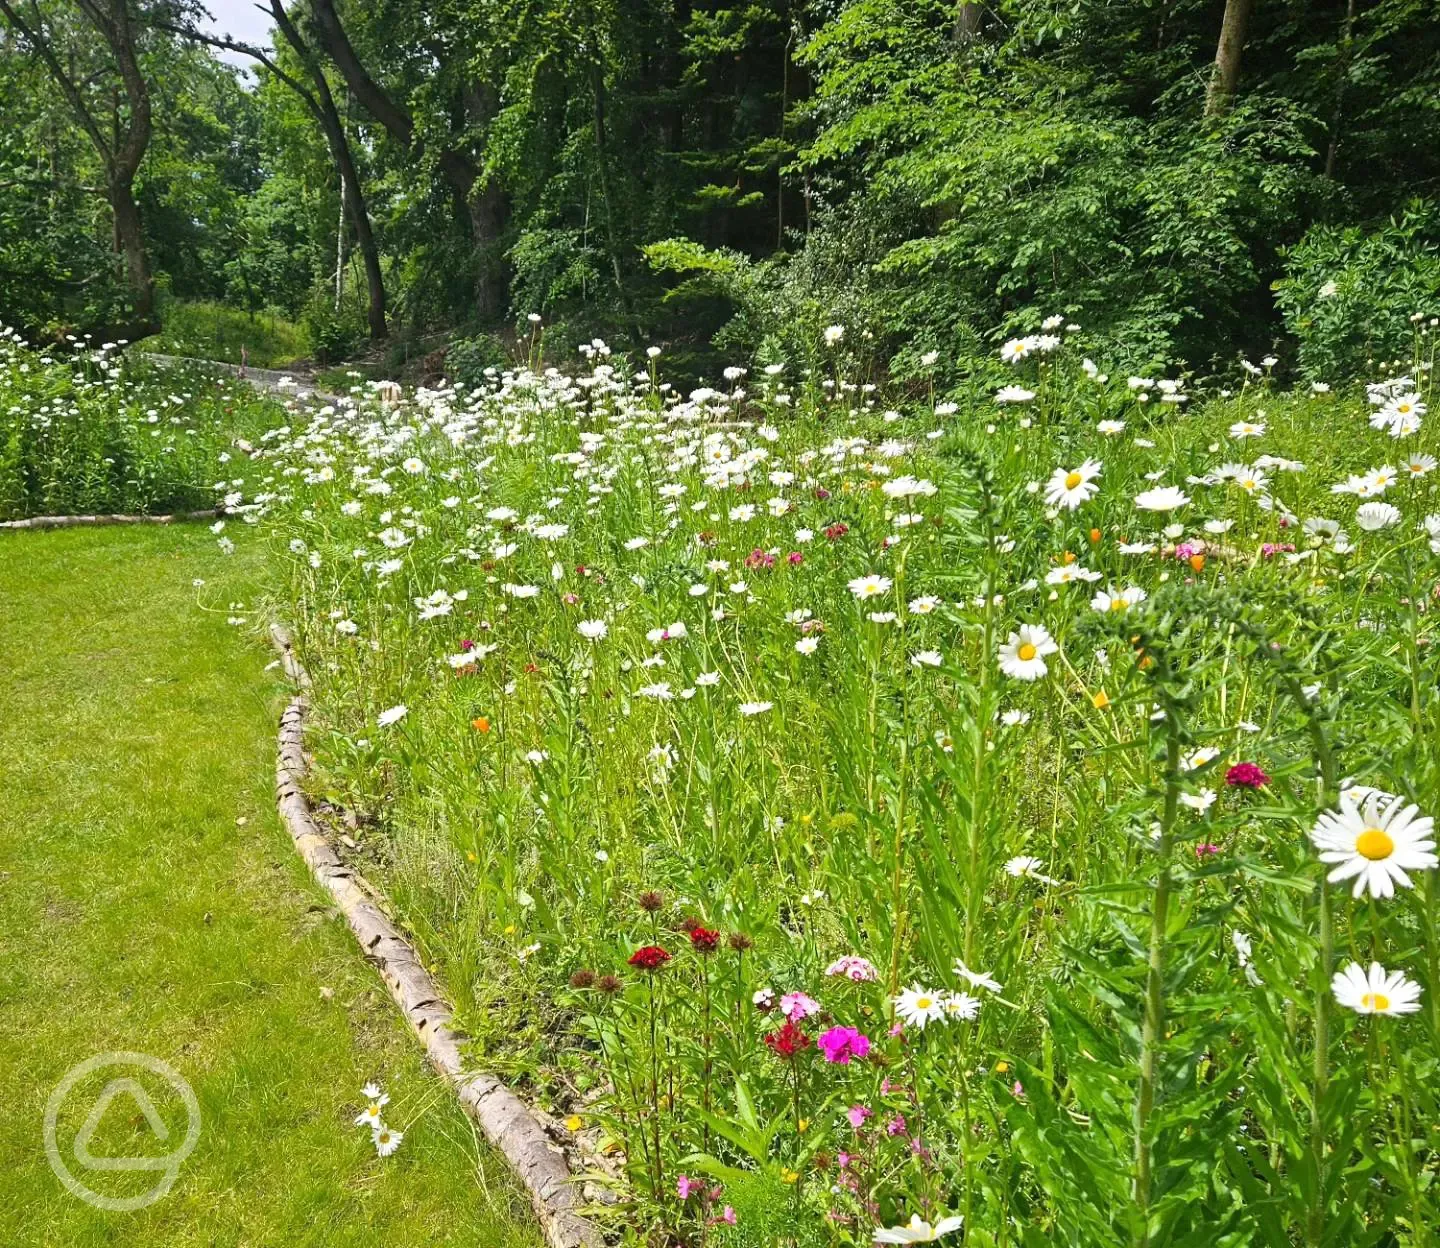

[780,991,820,1020]
[846,1104,871,1129]
[719,1206,736,1225]
[787,551,804,566]
[885,1114,907,1137]
[1195,842,1221,858]
[824,955,879,982]
[677,1174,696,1200]
[817,1026,871,1065]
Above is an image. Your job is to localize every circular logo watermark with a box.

[44,1052,201,1211]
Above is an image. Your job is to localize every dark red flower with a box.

[628,945,672,972]
[1225,762,1270,789]
[689,926,720,953]
[764,1019,811,1060]
[824,522,848,540]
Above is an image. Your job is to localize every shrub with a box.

[1275,202,1440,380]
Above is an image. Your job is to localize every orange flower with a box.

[472,716,491,733]
[1188,553,1206,573]
[1088,528,1102,545]
[1061,550,1076,565]
[1091,690,1110,710]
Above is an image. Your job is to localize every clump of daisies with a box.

[354,1081,403,1157]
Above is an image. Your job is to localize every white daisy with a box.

[848,574,893,599]
[1310,791,1436,899]
[1355,501,1401,531]
[998,624,1058,681]
[873,1214,964,1244]
[1090,586,1146,613]
[953,961,1002,993]
[1134,485,1190,512]
[1331,961,1422,1016]
[372,1125,404,1157]
[1043,459,1102,510]
[892,986,947,1030]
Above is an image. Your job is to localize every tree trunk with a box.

[271,2,387,339]
[307,0,506,320]
[0,0,157,334]
[1323,0,1357,179]
[954,2,982,42]
[1204,0,1254,118]
[110,176,154,327]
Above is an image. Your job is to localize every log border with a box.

[0,508,221,530]
[269,623,602,1248]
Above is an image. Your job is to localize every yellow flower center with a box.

[1017,643,1037,661]
[915,996,933,1010]
[1064,471,1083,489]
[1355,828,1394,861]
[1110,598,1127,611]
[1360,992,1390,1012]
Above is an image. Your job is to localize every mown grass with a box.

[0,523,540,1247]
[147,299,307,369]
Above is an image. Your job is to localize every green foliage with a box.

[148,298,306,369]
[444,331,510,389]
[1275,202,1440,379]
[0,329,279,519]
[300,297,365,365]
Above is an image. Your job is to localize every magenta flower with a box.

[817,1025,871,1065]
[677,1174,696,1200]
[846,1104,872,1129]
[1225,761,1270,789]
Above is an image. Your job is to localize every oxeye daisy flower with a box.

[953,961,1002,993]
[1091,586,1146,613]
[848,573,892,599]
[372,1125,403,1157]
[994,385,1035,403]
[354,1090,389,1128]
[892,986,946,1029]
[1331,961,1422,1016]
[998,624,1058,681]
[1043,459,1102,510]
[1310,792,1436,899]
[941,991,981,1021]
[873,1213,964,1243]
[1355,501,1401,531]
[1134,485,1190,512]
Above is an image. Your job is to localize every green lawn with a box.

[0,525,540,1247]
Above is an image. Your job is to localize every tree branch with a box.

[0,0,113,165]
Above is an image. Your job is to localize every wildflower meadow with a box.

[197,318,1440,1246]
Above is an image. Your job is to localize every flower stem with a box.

[1133,730,1180,1248]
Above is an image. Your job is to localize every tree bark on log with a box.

[0,509,221,530]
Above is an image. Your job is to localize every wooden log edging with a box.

[0,508,221,531]
[268,624,602,1248]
